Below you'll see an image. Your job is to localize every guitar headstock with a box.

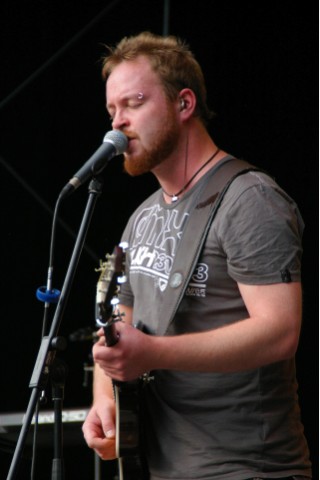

[95,243,127,327]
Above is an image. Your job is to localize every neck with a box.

[155,126,223,203]
[162,147,220,202]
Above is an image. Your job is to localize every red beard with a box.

[123,107,180,176]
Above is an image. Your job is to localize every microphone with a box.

[60,129,128,198]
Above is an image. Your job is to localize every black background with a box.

[0,1,318,479]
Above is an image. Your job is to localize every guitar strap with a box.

[156,157,263,336]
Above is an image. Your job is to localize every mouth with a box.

[125,136,138,152]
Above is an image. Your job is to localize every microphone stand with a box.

[51,357,68,480]
[6,176,104,480]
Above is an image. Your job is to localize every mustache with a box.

[121,130,139,141]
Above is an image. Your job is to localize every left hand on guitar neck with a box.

[94,322,152,382]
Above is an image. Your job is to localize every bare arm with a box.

[150,281,302,372]
[92,282,302,381]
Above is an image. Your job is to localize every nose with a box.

[112,109,129,130]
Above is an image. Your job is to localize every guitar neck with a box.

[104,320,119,347]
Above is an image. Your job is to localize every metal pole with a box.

[163,0,170,36]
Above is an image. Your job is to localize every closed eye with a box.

[127,99,144,109]
[106,93,146,122]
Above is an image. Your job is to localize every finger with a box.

[89,437,117,460]
[96,328,105,337]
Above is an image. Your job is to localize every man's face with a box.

[106,56,180,176]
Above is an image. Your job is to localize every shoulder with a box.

[209,168,304,283]
[221,168,300,216]
[212,165,305,251]
[220,168,304,237]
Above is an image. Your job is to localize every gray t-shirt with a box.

[118,161,311,479]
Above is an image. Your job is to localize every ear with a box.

[177,88,197,119]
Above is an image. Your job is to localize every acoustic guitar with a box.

[95,243,149,480]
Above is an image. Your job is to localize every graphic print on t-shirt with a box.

[129,204,189,291]
[185,263,209,297]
